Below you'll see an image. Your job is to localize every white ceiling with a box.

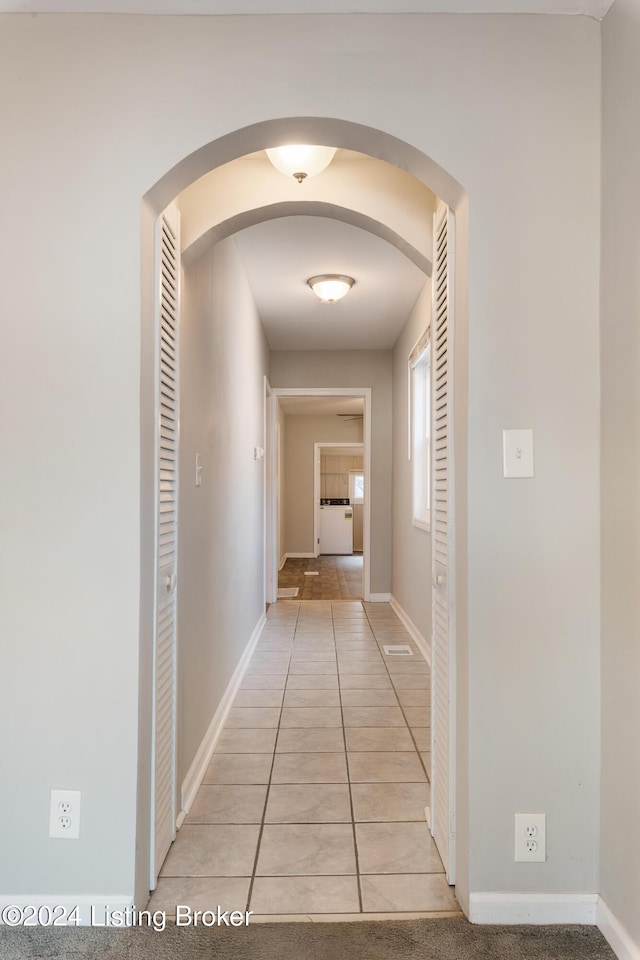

[0,0,615,17]
[233,216,427,351]
[10,0,611,353]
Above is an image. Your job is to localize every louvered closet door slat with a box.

[152,203,180,887]
[431,200,456,885]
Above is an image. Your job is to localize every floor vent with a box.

[304,571,320,577]
[383,644,414,656]
[278,588,299,598]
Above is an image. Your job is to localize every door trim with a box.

[269,387,372,602]
[314,442,365,559]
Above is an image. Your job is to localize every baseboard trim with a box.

[285,552,315,559]
[368,592,391,602]
[598,897,640,960]
[278,554,287,571]
[0,895,133,926]
[180,610,267,817]
[468,892,599,924]
[389,595,431,666]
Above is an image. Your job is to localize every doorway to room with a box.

[267,388,372,606]
[141,116,465,914]
[272,395,366,602]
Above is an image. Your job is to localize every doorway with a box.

[268,388,372,604]
[140,117,466,910]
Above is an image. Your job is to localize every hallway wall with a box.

[391,282,432,642]
[271,351,393,596]
[281,414,363,558]
[178,237,269,791]
[600,0,640,947]
[0,13,601,911]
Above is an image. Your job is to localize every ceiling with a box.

[8,0,611,352]
[0,0,615,16]
[179,145,433,353]
[234,215,427,351]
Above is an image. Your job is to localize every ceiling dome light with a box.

[307,275,355,304]
[266,145,337,183]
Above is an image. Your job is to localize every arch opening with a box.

[138,116,469,913]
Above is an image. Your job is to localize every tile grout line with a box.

[334,601,365,914]
[363,605,431,785]
[245,601,301,913]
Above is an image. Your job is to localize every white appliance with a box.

[319,499,353,555]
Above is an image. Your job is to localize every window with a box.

[349,470,364,504]
[410,335,431,530]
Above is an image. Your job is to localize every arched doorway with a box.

[138,118,468,912]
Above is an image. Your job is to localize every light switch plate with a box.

[503,429,534,478]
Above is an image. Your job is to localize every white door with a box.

[151,203,180,887]
[431,199,456,884]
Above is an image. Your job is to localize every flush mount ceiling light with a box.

[307,275,355,304]
[265,144,337,183]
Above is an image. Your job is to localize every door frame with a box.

[268,387,372,602]
[313,441,365,559]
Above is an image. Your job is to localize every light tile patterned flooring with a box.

[150,601,460,919]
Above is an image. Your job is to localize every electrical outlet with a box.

[49,790,81,839]
[514,813,545,862]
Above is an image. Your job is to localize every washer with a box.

[318,498,353,555]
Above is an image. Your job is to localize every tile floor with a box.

[150,601,460,919]
[278,555,363,600]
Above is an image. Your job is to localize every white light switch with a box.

[195,453,203,487]
[503,429,534,478]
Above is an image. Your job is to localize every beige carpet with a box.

[0,918,616,959]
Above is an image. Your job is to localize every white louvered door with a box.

[431,200,456,884]
[151,203,180,887]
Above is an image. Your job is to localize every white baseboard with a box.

[0,895,133,926]
[598,897,640,960]
[389,595,431,666]
[468,892,598,924]
[278,554,287,571]
[368,592,391,602]
[285,552,315,559]
[179,610,266,817]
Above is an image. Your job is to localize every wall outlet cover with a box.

[514,812,546,862]
[49,789,82,840]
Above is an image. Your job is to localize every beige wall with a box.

[271,351,393,595]
[600,0,640,946]
[0,13,601,909]
[282,415,363,555]
[177,237,269,789]
[320,454,363,499]
[391,282,432,641]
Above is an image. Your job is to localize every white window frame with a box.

[349,469,364,505]
[409,334,431,532]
